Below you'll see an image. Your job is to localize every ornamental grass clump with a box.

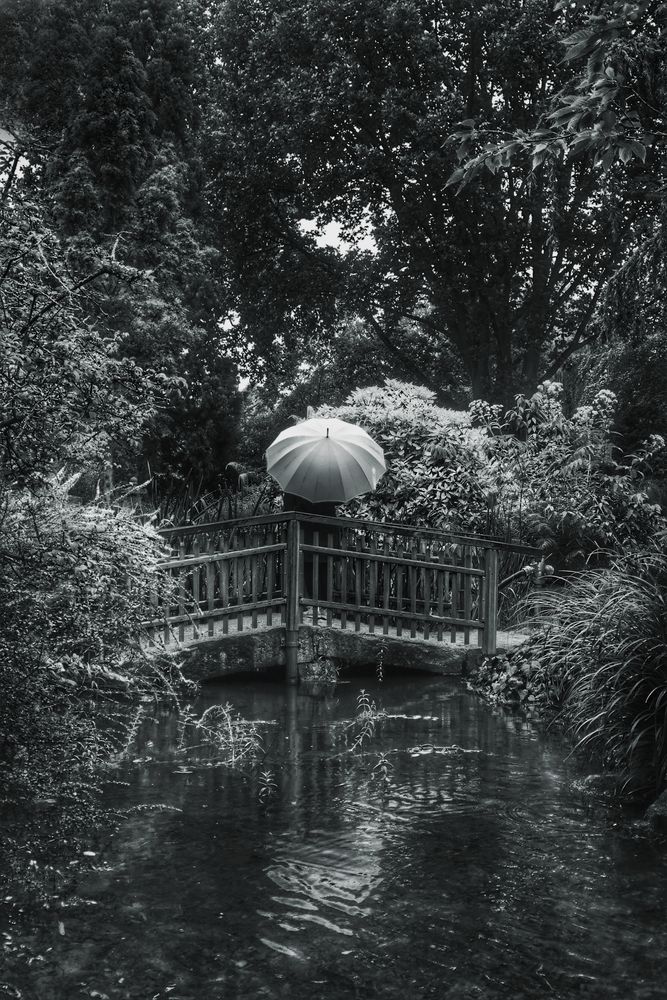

[534,548,667,799]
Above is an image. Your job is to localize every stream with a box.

[4,670,667,999]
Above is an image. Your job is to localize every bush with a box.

[467,645,567,715]
[317,379,665,569]
[531,547,667,798]
[471,547,667,800]
[0,474,174,899]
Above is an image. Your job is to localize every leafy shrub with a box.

[0,474,173,901]
[472,546,667,800]
[467,644,567,715]
[317,379,665,569]
[529,547,667,798]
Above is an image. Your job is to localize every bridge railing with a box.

[149,513,540,678]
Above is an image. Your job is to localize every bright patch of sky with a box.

[299,215,377,254]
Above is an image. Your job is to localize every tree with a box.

[1,0,241,495]
[449,1,666,455]
[0,193,161,487]
[207,0,645,402]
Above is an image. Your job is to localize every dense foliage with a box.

[1,0,241,494]
[208,0,651,403]
[470,544,667,799]
[0,181,178,908]
[316,378,665,568]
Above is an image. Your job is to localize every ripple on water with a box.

[261,825,384,955]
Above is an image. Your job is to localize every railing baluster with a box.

[340,530,348,631]
[191,537,201,639]
[409,539,417,638]
[448,557,457,643]
[355,533,363,632]
[396,539,404,637]
[206,533,215,638]
[220,535,229,634]
[178,537,186,643]
[382,538,390,636]
[369,534,377,634]
[423,539,431,641]
[327,529,334,628]
[463,545,472,644]
[266,525,274,627]
[251,531,259,629]
[436,545,445,642]
[312,527,320,625]
[235,532,243,633]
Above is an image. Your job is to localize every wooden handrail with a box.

[158,510,541,556]
[299,543,485,576]
[149,511,534,662]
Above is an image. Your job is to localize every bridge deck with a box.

[154,611,530,655]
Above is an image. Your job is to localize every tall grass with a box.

[533,547,667,798]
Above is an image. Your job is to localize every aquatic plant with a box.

[177,703,262,766]
[375,642,386,683]
[349,690,386,753]
[372,752,393,790]
[258,768,278,803]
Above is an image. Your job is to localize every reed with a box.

[530,547,667,797]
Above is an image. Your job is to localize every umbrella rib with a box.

[334,439,386,478]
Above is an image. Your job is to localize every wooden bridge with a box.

[147,513,540,683]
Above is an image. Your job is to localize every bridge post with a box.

[285,516,301,685]
[482,547,499,656]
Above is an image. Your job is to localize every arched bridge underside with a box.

[147,513,537,684]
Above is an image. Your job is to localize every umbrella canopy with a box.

[266,417,386,503]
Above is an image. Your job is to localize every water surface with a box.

[7,672,667,999]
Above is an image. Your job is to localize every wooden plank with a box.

[326,530,334,628]
[206,533,215,638]
[219,536,229,635]
[299,600,459,628]
[251,532,259,629]
[299,544,484,576]
[382,538,390,636]
[368,534,377,634]
[409,540,417,638]
[159,513,540,556]
[281,522,288,625]
[340,545,348,631]
[423,540,431,641]
[285,517,301,684]
[396,539,404,637]
[151,598,287,628]
[463,545,472,644]
[483,547,499,655]
[436,546,445,642]
[191,537,200,638]
[161,541,288,571]
[266,525,274,627]
[178,537,186,643]
[449,562,457,642]
[235,532,243,632]
[312,527,320,625]
[355,533,363,632]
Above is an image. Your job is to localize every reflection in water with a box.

[4,672,667,999]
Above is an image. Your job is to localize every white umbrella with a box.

[266,417,386,503]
